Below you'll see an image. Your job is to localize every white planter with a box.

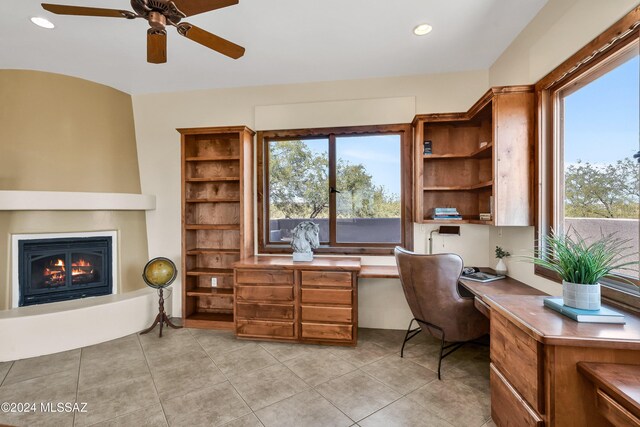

[495,258,508,275]
[562,281,601,310]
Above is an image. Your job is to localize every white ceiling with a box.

[0,1,547,94]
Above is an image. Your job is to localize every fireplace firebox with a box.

[18,237,113,307]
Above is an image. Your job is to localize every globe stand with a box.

[140,257,181,338]
[140,288,182,338]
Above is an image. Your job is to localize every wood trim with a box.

[412,85,534,125]
[256,124,413,255]
[535,6,640,91]
[534,8,640,311]
[177,125,255,136]
[328,134,337,246]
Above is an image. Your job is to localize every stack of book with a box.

[430,207,462,220]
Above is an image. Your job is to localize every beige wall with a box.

[0,71,149,310]
[490,0,639,86]
[132,0,638,327]
[133,70,490,328]
[0,70,141,192]
[488,0,638,293]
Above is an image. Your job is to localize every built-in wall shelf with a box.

[0,191,156,211]
[413,85,534,226]
[179,125,255,331]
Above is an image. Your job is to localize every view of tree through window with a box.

[561,49,639,281]
[336,135,401,243]
[267,134,401,245]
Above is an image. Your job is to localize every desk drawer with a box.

[236,285,293,302]
[301,305,352,323]
[474,297,491,318]
[236,302,294,321]
[236,320,294,338]
[236,269,294,285]
[596,388,640,427]
[301,288,352,305]
[301,271,352,288]
[491,311,543,412]
[301,323,352,341]
[490,364,543,427]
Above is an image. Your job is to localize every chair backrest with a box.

[394,246,466,336]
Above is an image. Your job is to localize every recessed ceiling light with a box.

[413,23,432,36]
[31,17,55,29]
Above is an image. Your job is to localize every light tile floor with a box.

[0,326,495,427]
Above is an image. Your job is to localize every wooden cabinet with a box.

[487,295,640,427]
[234,257,360,345]
[179,126,254,330]
[413,86,534,225]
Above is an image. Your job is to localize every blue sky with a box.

[302,135,402,195]
[564,55,639,164]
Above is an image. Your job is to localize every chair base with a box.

[400,318,487,380]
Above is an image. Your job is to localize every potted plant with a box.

[495,246,510,275]
[530,229,636,310]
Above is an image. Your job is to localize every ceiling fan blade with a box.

[177,23,244,59]
[147,30,167,64]
[171,0,238,17]
[41,4,135,19]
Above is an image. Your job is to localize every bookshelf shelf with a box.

[180,126,255,331]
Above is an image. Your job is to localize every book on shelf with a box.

[543,297,626,324]
[430,207,459,215]
[479,213,492,221]
[423,140,432,155]
[431,215,462,220]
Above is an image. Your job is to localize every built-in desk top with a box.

[487,295,640,350]
[234,256,361,271]
[578,362,640,419]
[458,275,547,301]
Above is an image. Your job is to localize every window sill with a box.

[534,265,640,313]
[260,245,397,256]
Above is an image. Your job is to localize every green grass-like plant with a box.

[530,229,637,285]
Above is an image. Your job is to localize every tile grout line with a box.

[0,361,14,387]
[71,348,82,427]
[190,328,260,426]
[137,332,171,427]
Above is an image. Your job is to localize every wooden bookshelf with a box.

[413,86,534,225]
[179,126,255,330]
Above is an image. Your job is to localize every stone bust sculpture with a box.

[290,221,320,262]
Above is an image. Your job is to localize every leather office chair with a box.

[394,247,489,379]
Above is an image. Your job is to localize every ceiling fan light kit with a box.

[41,0,244,64]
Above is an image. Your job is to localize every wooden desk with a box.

[486,295,640,426]
[578,362,640,426]
[233,257,360,346]
[358,265,400,279]
[458,274,546,317]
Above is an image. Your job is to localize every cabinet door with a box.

[491,364,544,427]
[493,91,534,226]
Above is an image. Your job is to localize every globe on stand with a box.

[140,257,182,337]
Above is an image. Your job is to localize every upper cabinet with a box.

[413,86,534,226]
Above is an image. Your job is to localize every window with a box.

[537,18,639,308]
[257,125,412,255]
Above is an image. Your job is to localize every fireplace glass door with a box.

[19,237,112,306]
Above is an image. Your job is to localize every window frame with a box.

[257,124,413,255]
[535,10,640,311]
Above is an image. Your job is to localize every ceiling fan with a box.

[41,0,244,64]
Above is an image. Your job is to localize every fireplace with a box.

[18,236,113,307]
